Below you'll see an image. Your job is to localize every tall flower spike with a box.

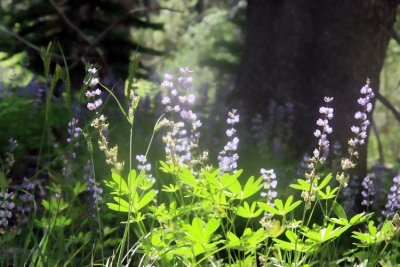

[218,109,240,174]
[301,97,334,209]
[0,190,15,234]
[85,68,124,174]
[260,169,278,203]
[337,80,375,187]
[383,174,400,219]
[83,160,103,218]
[160,68,202,168]
[361,175,375,209]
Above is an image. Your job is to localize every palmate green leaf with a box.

[302,223,350,243]
[183,217,220,245]
[274,231,310,252]
[237,201,263,218]
[227,179,242,198]
[257,202,280,216]
[318,173,332,189]
[137,190,157,211]
[368,220,377,236]
[349,212,373,225]
[127,169,137,189]
[243,176,264,199]
[290,179,311,191]
[332,201,347,221]
[162,184,180,192]
[227,231,241,247]
[106,203,130,213]
[159,161,179,174]
[178,167,197,187]
[318,185,338,200]
[220,169,242,188]
[104,172,129,195]
[258,197,302,216]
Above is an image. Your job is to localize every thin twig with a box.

[48,0,92,44]
[376,91,400,122]
[90,6,181,49]
[0,25,65,60]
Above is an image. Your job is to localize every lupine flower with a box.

[259,169,278,228]
[136,154,151,172]
[332,141,342,170]
[260,168,278,202]
[301,97,334,208]
[0,190,15,234]
[361,175,375,208]
[160,68,203,168]
[85,68,124,174]
[337,80,375,187]
[83,160,103,217]
[383,175,400,219]
[67,118,82,150]
[341,80,375,170]
[62,118,81,182]
[15,177,35,225]
[218,109,240,174]
[85,67,103,112]
[306,97,334,174]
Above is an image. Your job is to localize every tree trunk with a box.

[234,0,397,195]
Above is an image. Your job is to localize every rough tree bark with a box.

[234,0,398,195]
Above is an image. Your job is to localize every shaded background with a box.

[1,0,400,213]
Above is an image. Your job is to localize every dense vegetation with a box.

[1,1,400,266]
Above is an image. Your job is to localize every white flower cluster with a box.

[218,109,240,174]
[302,97,334,207]
[85,67,102,111]
[136,155,151,172]
[160,68,203,167]
[311,96,334,164]
[348,82,375,148]
[260,168,278,202]
[341,80,375,172]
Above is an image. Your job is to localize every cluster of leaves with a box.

[105,160,400,266]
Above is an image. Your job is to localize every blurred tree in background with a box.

[234,0,399,197]
[0,0,166,86]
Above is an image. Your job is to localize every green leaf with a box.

[137,190,157,211]
[274,199,284,211]
[332,201,347,221]
[227,180,242,198]
[204,217,220,241]
[257,202,280,216]
[112,172,129,194]
[318,173,332,189]
[178,167,197,187]
[290,179,311,191]
[237,201,263,218]
[242,176,264,199]
[107,203,130,213]
[220,170,240,188]
[162,184,180,192]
